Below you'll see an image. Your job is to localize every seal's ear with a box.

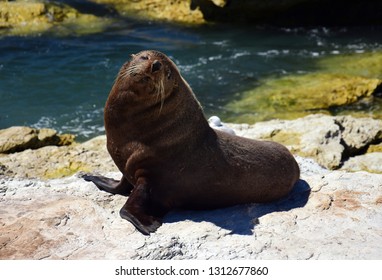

[130,54,137,60]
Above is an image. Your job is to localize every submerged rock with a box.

[318,52,382,79]
[226,51,382,123]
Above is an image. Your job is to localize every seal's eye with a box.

[140,55,149,60]
[139,76,150,83]
[167,70,172,80]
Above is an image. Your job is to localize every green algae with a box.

[226,52,382,123]
[318,52,382,79]
[226,72,381,123]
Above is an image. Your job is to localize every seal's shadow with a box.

[164,179,311,235]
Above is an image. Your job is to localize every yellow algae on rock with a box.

[0,134,116,179]
[43,159,92,179]
[0,0,111,36]
[225,51,382,123]
[0,1,50,34]
[226,73,382,123]
[0,1,45,26]
[92,0,206,25]
[318,52,382,79]
[367,143,382,153]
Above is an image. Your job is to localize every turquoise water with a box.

[1,22,381,140]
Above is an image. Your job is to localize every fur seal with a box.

[83,50,300,235]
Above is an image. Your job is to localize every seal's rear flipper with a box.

[119,183,165,235]
[82,174,133,196]
[120,208,162,235]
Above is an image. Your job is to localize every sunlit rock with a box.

[1,157,381,259]
[0,0,112,36]
[228,114,382,171]
[0,126,74,154]
[92,0,205,25]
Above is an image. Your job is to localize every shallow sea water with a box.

[0,21,381,140]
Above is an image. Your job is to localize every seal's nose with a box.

[151,60,162,73]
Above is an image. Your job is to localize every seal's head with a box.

[114,50,180,110]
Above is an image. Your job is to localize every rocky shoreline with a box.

[1,114,382,259]
[2,0,381,261]
[1,114,381,179]
[2,0,382,37]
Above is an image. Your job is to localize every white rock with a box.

[1,160,381,259]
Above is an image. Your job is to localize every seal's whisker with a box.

[160,79,165,113]
[125,66,138,76]
[155,78,165,114]
[121,64,144,78]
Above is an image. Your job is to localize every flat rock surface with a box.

[1,157,381,260]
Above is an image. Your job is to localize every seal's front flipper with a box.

[82,174,133,196]
[119,184,165,235]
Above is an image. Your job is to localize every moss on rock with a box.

[226,73,381,122]
[43,160,92,179]
[92,0,205,25]
[0,0,111,36]
[318,52,382,79]
[0,134,117,179]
